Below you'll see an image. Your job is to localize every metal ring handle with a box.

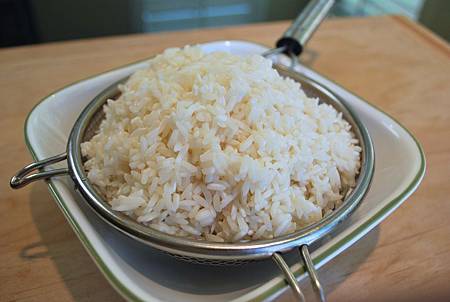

[272,245,326,302]
[10,152,68,189]
[276,0,335,56]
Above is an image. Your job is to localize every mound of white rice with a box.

[81,46,361,242]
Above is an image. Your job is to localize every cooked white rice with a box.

[81,46,361,242]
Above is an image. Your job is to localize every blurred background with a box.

[1,0,449,48]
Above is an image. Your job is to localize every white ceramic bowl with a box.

[23,40,425,302]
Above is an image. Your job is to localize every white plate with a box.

[24,41,425,302]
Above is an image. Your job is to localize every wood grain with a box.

[0,16,449,302]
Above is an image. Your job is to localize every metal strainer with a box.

[11,1,374,301]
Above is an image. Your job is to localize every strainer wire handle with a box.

[272,252,306,302]
[10,152,68,189]
[272,245,326,302]
[300,245,326,302]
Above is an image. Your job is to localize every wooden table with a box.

[1,16,449,302]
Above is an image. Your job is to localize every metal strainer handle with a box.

[263,0,334,72]
[272,245,326,302]
[276,0,335,56]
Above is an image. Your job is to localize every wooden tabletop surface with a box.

[1,16,449,302]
